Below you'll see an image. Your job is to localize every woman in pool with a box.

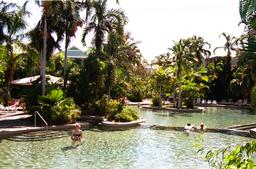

[71,123,83,144]
[197,122,206,132]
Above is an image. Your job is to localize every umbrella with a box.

[11,75,63,86]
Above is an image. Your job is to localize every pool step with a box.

[7,130,69,142]
[227,123,256,131]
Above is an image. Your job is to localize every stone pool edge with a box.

[0,122,90,138]
[100,119,146,130]
[148,124,256,138]
[141,105,204,113]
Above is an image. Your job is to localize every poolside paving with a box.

[0,110,89,138]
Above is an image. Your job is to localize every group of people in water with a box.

[184,122,206,134]
[70,121,206,145]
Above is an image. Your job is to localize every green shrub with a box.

[89,95,139,122]
[115,107,139,122]
[152,95,161,107]
[53,98,81,123]
[184,97,194,109]
[37,88,81,124]
[94,95,123,117]
[127,89,143,102]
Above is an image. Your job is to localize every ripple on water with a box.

[0,128,253,169]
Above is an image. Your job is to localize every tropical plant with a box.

[169,37,210,108]
[239,0,256,31]
[149,66,175,107]
[199,141,256,169]
[0,1,29,105]
[37,88,80,124]
[81,0,127,56]
[114,107,139,122]
[214,33,237,100]
[127,76,146,102]
[61,0,84,92]
[181,67,209,108]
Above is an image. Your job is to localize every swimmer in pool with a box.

[71,123,83,145]
[184,123,195,134]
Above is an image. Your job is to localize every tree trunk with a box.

[177,65,182,109]
[63,30,68,97]
[159,84,162,107]
[3,43,14,106]
[41,16,47,96]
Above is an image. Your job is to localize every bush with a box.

[184,97,194,109]
[115,107,139,122]
[152,96,161,107]
[92,95,139,122]
[37,88,81,124]
[94,95,123,117]
[53,98,81,123]
[127,89,143,102]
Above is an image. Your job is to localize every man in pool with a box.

[71,123,83,145]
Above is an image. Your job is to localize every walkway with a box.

[0,110,89,138]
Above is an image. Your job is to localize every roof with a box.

[11,75,63,85]
[67,46,87,59]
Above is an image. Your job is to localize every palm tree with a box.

[81,0,127,98]
[31,1,67,95]
[81,0,127,56]
[0,2,18,43]
[170,39,191,108]
[214,32,237,100]
[169,37,210,108]
[0,2,29,105]
[214,33,236,70]
[62,1,84,94]
[189,36,211,66]
[239,0,256,30]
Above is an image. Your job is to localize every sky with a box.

[13,0,245,62]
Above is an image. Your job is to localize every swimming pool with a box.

[0,107,255,169]
[0,129,253,169]
[140,107,256,128]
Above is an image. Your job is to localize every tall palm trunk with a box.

[41,16,47,95]
[63,30,68,96]
[3,43,14,106]
[177,65,182,109]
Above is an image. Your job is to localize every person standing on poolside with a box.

[71,123,83,145]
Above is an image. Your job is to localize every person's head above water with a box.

[200,123,204,129]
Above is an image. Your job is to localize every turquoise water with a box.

[0,107,255,169]
[140,107,256,128]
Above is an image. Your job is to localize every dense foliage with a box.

[200,141,256,169]
[150,36,211,108]
[87,95,139,122]
[37,88,80,124]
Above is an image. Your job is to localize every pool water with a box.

[0,129,253,169]
[0,107,255,169]
[140,107,256,128]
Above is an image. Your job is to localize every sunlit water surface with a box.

[140,107,256,128]
[0,107,255,169]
